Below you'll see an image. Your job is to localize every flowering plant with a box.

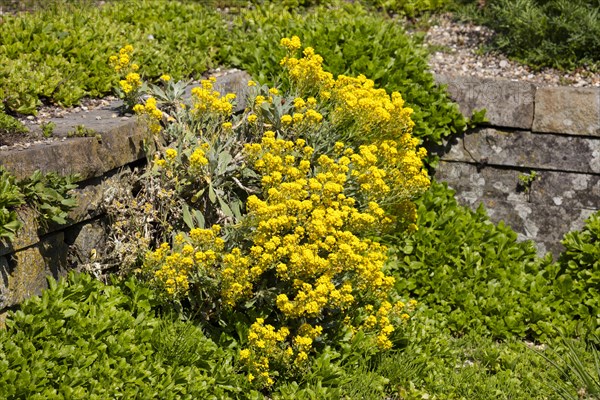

[110,37,429,388]
[137,38,428,387]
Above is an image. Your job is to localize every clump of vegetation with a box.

[0,110,28,136]
[0,272,253,399]
[104,38,431,388]
[453,0,600,70]
[0,167,78,241]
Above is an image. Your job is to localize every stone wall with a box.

[433,75,600,256]
[0,70,250,325]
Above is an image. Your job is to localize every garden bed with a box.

[0,1,599,399]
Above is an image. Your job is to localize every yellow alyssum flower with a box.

[280,35,302,51]
[165,148,177,160]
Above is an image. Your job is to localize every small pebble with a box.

[96,116,102,120]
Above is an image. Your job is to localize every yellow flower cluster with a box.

[226,131,408,386]
[280,36,302,52]
[361,299,418,349]
[133,97,162,134]
[142,226,224,298]
[240,318,290,386]
[109,44,136,73]
[119,72,141,94]
[278,39,430,228]
[331,74,415,141]
[189,146,209,170]
[110,45,143,98]
[280,37,334,95]
[191,77,236,117]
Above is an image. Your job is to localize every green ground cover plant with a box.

[390,182,600,341]
[0,110,28,136]
[0,272,254,399]
[452,0,600,70]
[0,167,78,241]
[0,0,226,114]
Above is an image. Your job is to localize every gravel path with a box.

[418,14,600,87]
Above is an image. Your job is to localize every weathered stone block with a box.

[435,74,535,129]
[0,208,42,257]
[435,162,600,209]
[65,219,108,266]
[533,86,600,136]
[0,232,68,310]
[436,128,600,174]
[476,198,594,257]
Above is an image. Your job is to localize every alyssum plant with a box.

[107,38,429,388]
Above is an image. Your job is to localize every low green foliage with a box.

[453,0,600,70]
[0,110,28,136]
[0,0,226,115]
[246,0,450,17]
[40,121,56,138]
[541,336,600,399]
[18,170,78,226]
[377,317,597,399]
[389,182,600,342]
[555,212,600,336]
[365,0,451,17]
[390,182,561,339]
[389,182,577,340]
[0,167,78,242]
[0,168,25,241]
[0,272,254,399]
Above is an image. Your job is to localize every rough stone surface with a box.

[65,219,108,266]
[436,127,600,174]
[0,256,10,311]
[435,161,600,210]
[435,75,535,129]
[533,86,600,136]
[0,120,148,181]
[0,232,68,310]
[477,198,594,257]
[436,172,595,256]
